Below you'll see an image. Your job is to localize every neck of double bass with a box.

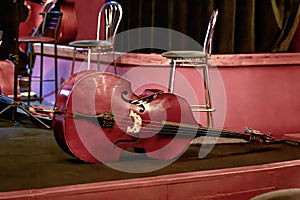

[160,121,250,142]
[203,127,250,141]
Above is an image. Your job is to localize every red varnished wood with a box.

[53,70,95,157]
[56,0,77,44]
[53,72,196,163]
[0,60,19,97]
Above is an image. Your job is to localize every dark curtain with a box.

[113,0,300,54]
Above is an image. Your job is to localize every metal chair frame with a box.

[70,1,123,74]
[19,11,62,105]
[162,9,218,127]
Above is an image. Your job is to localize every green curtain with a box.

[114,0,300,54]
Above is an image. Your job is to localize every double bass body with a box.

[53,71,197,163]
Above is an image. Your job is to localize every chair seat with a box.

[69,40,113,48]
[19,36,55,43]
[162,51,206,59]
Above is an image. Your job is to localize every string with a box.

[67,112,249,140]
[72,112,245,138]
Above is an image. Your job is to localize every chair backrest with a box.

[96,1,123,43]
[203,9,218,55]
[38,11,63,42]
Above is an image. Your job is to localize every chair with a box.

[161,9,218,127]
[69,1,123,74]
[18,10,62,105]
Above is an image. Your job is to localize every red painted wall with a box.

[218,66,300,137]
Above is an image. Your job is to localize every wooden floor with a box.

[1,114,300,199]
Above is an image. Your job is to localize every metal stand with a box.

[0,101,50,128]
[0,0,50,129]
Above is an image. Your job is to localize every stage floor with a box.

[1,117,300,193]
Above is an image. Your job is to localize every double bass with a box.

[52,71,274,163]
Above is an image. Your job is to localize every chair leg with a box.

[202,64,214,127]
[87,48,91,70]
[27,43,34,107]
[97,54,100,71]
[39,43,44,103]
[71,48,76,75]
[168,60,176,93]
[54,43,58,95]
